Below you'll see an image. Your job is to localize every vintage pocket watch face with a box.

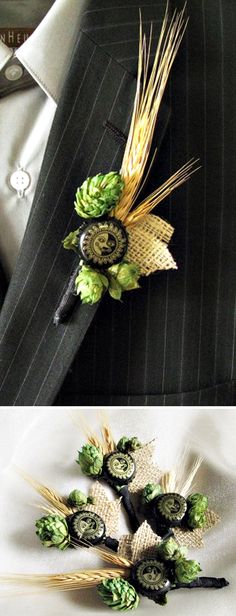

[69,511,106,545]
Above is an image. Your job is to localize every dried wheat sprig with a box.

[0,567,130,592]
[160,451,203,497]
[15,467,73,517]
[125,159,200,225]
[31,504,60,516]
[70,413,105,451]
[87,544,132,568]
[114,3,188,221]
[99,411,117,453]
[72,412,116,454]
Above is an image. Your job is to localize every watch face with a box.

[154,493,187,525]
[69,511,106,546]
[78,218,128,267]
[104,451,136,484]
[133,558,171,595]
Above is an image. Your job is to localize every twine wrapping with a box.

[126,214,177,275]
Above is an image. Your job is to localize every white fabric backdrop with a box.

[0,407,235,615]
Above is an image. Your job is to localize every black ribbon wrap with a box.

[54,265,80,326]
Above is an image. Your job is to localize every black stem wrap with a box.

[172,577,229,591]
[104,536,119,552]
[115,484,140,532]
[53,265,80,326]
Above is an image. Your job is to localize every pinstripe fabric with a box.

[0,25,137,405]
[0,0,235,406]
[0,263,7,310]
[56,0,236,407]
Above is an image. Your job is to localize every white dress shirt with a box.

[0,0,85,278]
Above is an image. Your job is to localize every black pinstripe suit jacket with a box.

[0,0,235,406]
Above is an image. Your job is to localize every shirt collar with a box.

[0,0,85,103]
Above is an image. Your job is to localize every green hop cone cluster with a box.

[75,265,108,304]
[142,483,163,504]
[156,538,201,585]
[174,559,202,584]
[77,444,104,477]
[186,493,209,529]
[62,228,80,252]
[108,262,140,300]
[156,538,187,562]
[68,489,93,508]
[75,172,124,219]
[35,515,70,550]
[117,436,142,453]
[97,578,140,611]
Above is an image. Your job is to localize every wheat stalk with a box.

[125,159,200,225]
[160,451,203,497]
[99,411,117,453]
[15,467,73,517]
[0,567,130,592]
[0,547,132,593]
[114,2,189,223]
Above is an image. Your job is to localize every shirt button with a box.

[5,64,24,81]
[10,168,31,198]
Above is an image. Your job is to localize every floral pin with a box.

[54,5,199,325]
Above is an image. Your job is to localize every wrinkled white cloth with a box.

[0,407,235,615]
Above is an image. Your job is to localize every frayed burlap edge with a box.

[127,214,177,275]
[129,439,162,494]
[86,481,121,538]
[174,509,221,548]
[118,521,162,562]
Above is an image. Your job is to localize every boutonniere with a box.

[140,455,220,548]
[0,420,229,610]
[54,6,199,324]
[16,470,121,552]
[1,525,228,610]
[74,420,220,548]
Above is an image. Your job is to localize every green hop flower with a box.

[156,538,187,562]
[108,275,123,300]
[108,261,140,293]
[68,489,92,507]
[97,578,140,611]
[174,559,202,584]
[75,172,124,219]
[142,483,163,504]
[35,515,70,550]
[77,444,104,477]
[187,508,207,529]
[187,493,208,511]
[75,265,109,304]
[117,436,142,453]
[62,228,80,251]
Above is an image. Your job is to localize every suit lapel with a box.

[0,28,138,405]
[0,1,170,405]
